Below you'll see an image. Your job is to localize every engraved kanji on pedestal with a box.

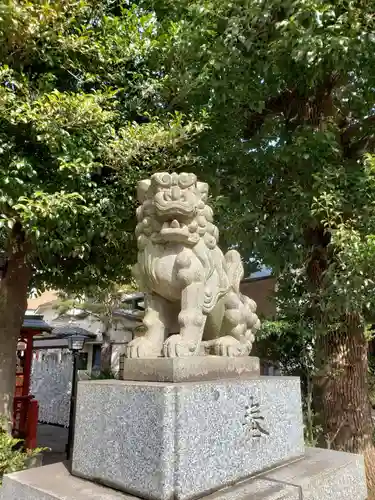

[243,396,269,438]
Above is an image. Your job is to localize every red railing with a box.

[12,395,39,449]
[15,374,24,397]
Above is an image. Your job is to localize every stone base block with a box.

[120,356,260,382]
[72,377,304,500]
[0,462,128,500]
[261,446,367,500]
[0,448,367,500]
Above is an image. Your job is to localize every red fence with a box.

[13,395,38,449]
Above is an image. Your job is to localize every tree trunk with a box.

[0,246,31,423]
[314,315,375,491]
[100,333,113,374]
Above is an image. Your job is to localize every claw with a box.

[212,336,249,357]
[163,334,197,358]
[125,337,161,358]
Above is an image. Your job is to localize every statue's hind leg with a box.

[211,291,250,356]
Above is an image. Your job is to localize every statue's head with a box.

[135,172,219,248]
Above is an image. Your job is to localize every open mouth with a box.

[157,218,199,242]
[162,219,187,230]
[160,219,190,236]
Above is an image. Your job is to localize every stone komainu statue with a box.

[126,172,260,358]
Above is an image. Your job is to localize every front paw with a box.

[212,336,250,357]
[126,337,161,358]
[163,334,197,357]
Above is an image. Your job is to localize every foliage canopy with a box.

[0,0,201,294]
[145,0,375,460]
[142,0,375,326]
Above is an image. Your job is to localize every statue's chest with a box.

[153,255,176,283]
[145,254,182,300]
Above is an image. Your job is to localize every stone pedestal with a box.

[1,447,367,500]
[71,375,304,500]
[120,356,260,382]
[0,357,368,500]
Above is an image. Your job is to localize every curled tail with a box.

[225,249,261,339]
[224,249,244,294]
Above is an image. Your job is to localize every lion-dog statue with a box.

[126,172,260,358]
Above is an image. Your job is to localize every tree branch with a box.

[243,73,341,139]
[243,88,297,139]
[340,114,375,146]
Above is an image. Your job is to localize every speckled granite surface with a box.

[0,448,366,500]
[71,377,304,500]
[263,447,367,500]
[120,356,260,382]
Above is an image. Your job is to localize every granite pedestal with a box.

[1,447,366,500]
[0,357,368,500]
[120,356,260,382]
[71,375,304,500]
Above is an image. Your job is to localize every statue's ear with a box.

[197,182,209,201]
[137,179,151,203]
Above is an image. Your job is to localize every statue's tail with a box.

[224,249,244,294]
[225,249,261,338]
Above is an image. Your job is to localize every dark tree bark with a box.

[244,74,375,489]
[314,317,375,491]
[306,223,375,491]
[0,242,31,423]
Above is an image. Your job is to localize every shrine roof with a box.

[22,314,52,332]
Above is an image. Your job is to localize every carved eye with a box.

[179,173,196,188]
[152,173,171,188]
[161,173,171,186]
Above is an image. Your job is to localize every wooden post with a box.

[26,399,39,449]
[22,330,33,397]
